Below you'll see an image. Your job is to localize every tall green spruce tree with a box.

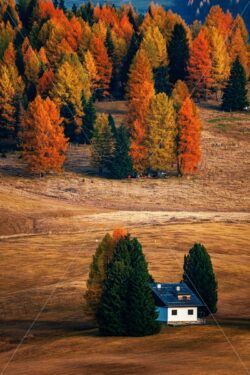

[59,0,66,13]
[126,238,160,336]
[110,125,133,179]
[108,113,116,136]
[153,65,171,95]
[222,57,249,111]
[81,96,96,144]
[183,243,217,316]
[168,24,189,84]
[85,233,114,317]
[97,235,160,336]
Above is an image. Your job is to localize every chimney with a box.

[157,283,161,289]
[176,285,181,292]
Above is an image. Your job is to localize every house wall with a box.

[168,307,198,322]
[156,307,168,322]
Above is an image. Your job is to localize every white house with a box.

[150,282,205,325]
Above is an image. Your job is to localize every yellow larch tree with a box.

[84,50,99,92]
[144,93,177,173]
[140,26,167,69]
[208,27,230,97]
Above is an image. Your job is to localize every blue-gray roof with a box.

[150,282,204,307]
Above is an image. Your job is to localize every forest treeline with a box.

[0,0,249,176]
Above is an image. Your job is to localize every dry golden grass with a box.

[0,102,249,374]
[0,223,249,374]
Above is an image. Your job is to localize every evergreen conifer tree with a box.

[127,238,160,336]
[97,235,160,336]
[72,3,77,14]
[168,24,189,84]
[81,96,96,144]
[153,65,171,95]
[108,113,116,136]
[105,29,115,60]
[59,0,66,13]
[110,125,133,179]
[222,57,249,111]
[183,243,218,316]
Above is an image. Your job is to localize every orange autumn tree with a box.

[127,49,155,173]
[90,36,112,97]
[112,228,127,242]
[37,69,54,98]
[188,30,212,100]
[205,5,233,40]
[20,96,68,174]
[177,97,201,176]
[229,27,249,77]
[172,80,190,112]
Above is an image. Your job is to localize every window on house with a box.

[188,309,194,315]
[172,309,177,315]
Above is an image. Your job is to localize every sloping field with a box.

[0,222,249,375]
[0,102,249,374]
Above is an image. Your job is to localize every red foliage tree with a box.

[188,30,212,100]
[90,36,112,97]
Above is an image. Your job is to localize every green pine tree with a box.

[97,235,160,336]
[72,3,77,14]
[59,0,66,13]
[108,113,116,136]
[183,243,218,316]
[105,29,115,60]
[153,65,171,95]
[168,24,189,84]
[91,113,115,175]
[110,125,133,179]
[222,57,249,112]
[85,233,114,318]
[81,96,96,144]
[97,260,131,336]
[126,238,160,336]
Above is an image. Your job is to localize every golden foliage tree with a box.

[140,26,167,69]
[84,49,99,92]
[51,55,91,117]
[0,61,24,140]
[144,93,177,172]
[208,26,230,97]
[177,97,201,176]
[20,96,68,174]
[91,113,115,175]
